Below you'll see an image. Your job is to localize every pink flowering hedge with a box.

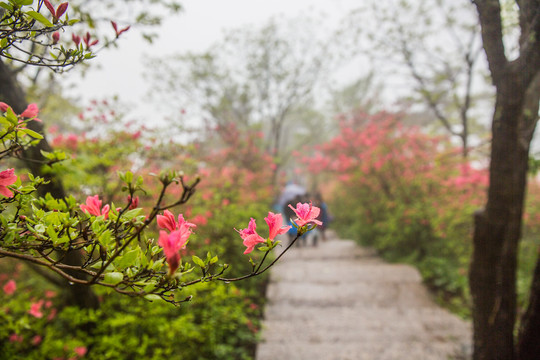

[0,2,317,357]
[303,111,490,313]
[1,92,327,358]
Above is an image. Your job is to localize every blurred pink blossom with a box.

[3,279,16,295]
[9,333,23,343]
[0,102,10,112]
[32,335,43,346]
[0,168,17,198]
[20,103,41,121]
[74,346,87,357]
[29,300,44,318]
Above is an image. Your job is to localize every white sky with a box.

[64,0,361,121]
[61,0,538,153]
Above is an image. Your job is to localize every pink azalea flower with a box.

[288,202,323,227]
[0,102,10,112]
[265,212,291,240]
[191,214,208,226]
[32,335,43,346]
[29,300,44,318]
[236,218,266,254]
[3,279,16,295]
[127,195,139,210]
[20,103,39,118]
[47,308,57,321]
[80,195,110,219]
[9,333,23,343]
[74,346,87,357]
[0,168,17,198]
[157,210,196,232]
[158,229,191,274]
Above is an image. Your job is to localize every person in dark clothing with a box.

[313,191,330,241]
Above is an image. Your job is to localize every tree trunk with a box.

[469,87,528,360]
[515,73,540,360]
[0,59,99,309]
[469,1,540,359]
[517,254,540,360]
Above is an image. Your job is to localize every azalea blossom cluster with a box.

[236,202,322,255]
[0,102,42,122]
[236,213,290,255]
[157,210,196,275]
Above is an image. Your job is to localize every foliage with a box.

[0,82,326,357]
[303,110,489,314]
[0,2,328,356]
[342,0,490,156]
[0,262,261,360]
[0,0,93,70]
[0,97,320,358]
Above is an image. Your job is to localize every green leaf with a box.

[20,128,44,139]
[144,294,162,302]
[122,208,142,220]
[6,107,18,125]
[192,255,205,268]
[15,0,34,5]
[124,171,133,184]
[210,255,218,265]
[0,2,14,12]
[46,225,58,241]
[103,272,124,285]
[115,249,139,270]
[26,11,53,27]
[151,258,164,271]
[143,282,157,293]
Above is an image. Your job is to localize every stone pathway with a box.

[256,234,472,360]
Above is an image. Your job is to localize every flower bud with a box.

[56,2,68,19]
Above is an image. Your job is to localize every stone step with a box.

[256,239,472,360]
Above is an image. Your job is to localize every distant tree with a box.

[345,0,489,157]
[147,17,337,181]
[328,72,383,116]
[467,0,540,359]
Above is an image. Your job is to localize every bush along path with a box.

[256,232,472,360]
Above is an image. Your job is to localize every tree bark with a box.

[516,72,540,360]
[518,253,540,360]
[469,1,540,359]
[0,59,99,309]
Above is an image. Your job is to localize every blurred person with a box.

[313,191,330,241]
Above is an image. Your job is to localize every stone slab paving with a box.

[256,236,472,360]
